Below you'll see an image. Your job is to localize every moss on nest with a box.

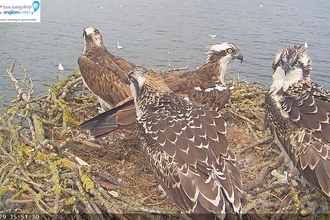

[0,60,328,219]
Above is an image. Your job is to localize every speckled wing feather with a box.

[164,67,231,110]
[80,42,242,141]
[78,50,135,107]
[137,94,242,218]
[265,80,330,198]
[80,67,231,137]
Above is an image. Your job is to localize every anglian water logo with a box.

[31,1,40,14]
[0,0,41,22]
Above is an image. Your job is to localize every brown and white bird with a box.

[80,42,243,137]
[78,26,135,111]
[164,42,243,110]
[126,67,242,219]
[264,45,330,200]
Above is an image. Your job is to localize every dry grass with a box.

[0,61,328,219]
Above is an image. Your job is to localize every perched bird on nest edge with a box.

[265,45,330,201]
[125,67,242,220]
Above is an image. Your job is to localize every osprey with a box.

[264,45,330,200]
[80,42,243,137]
[127,67,242,219]
[78,26,135,111]
[164,42,243,111]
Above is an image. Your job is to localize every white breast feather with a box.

[270,67,285,96]
[283,69,303,91]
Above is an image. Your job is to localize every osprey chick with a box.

[265,45,330,200]
[127,67,242,219]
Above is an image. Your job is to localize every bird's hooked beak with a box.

[283,63,293,74]
[235,52,243,63]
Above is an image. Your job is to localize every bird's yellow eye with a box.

[129,76,135,82]
[278,60,283,66]
[227,48,233,54]
[294,61,300,66]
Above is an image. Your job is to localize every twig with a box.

[58,76,82,100]
[53,193,60,216]
[75,180,99,214]
[243,167,272,192]
[247,107,264,124]
[245,157,285,193]
[6,61,25,98]
[6,199,33,204]
[166,66,189,72]
[227,109,256,127]
[90,188,123,217]
[86,195,106,220]
[62,150,90,167]
[92,171,122,187]
[0,126,34,146]
[11,173,44,193]
[276,193,293,218]
[0,162,11,185]
[237,136,273,155]
[75,139,103,148]
[246,123,258,139]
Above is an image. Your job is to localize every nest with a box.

[0,60,328,219]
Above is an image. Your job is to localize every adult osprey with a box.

[78,26,135,111]
[127,67,242,219]
[164,42,243,111]
[80,42,243,137]
[264,45,330,200]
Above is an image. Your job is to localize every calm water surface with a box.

[1,0,330,104]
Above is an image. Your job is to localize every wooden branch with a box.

[244,157,285,193]
[237,136,273,155]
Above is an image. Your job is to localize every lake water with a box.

[1,0,330,104]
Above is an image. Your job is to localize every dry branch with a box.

[0,61,327,219]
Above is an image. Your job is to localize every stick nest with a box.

[0,61,328,219]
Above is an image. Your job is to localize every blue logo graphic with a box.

[32,1,40,12]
